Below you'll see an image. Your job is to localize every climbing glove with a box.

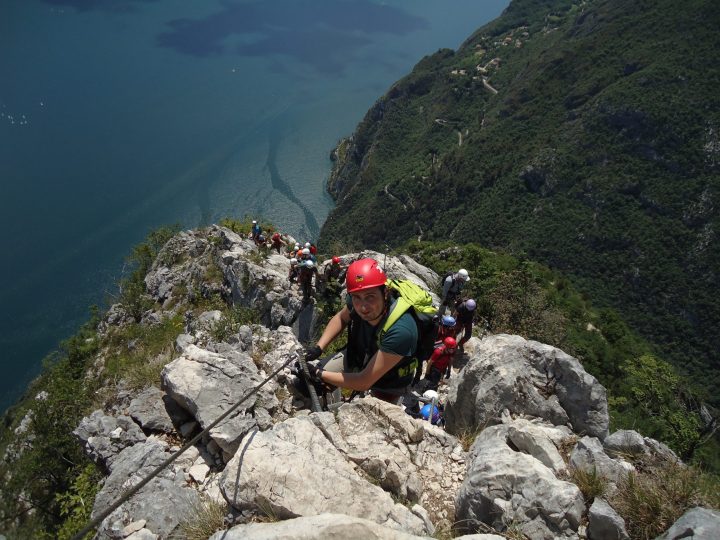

[306,360,324,384]
[305,344,323,363]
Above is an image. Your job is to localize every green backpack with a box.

[379,279,439,361]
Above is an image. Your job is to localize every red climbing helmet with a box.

[332,256,341,265]
[346,258,387,293]
[443,337,457,349]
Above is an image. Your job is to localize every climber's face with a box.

[350,286,386,325]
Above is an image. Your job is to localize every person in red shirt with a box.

[271,231,287,254]
[422,337,456,391]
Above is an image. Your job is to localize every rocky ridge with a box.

[19,226,718,539]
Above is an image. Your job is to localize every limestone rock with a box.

[603,429,647,457]
[445,334,609,439]
[127,386,177,434]
[587,498,628,540]
[570,436,634,487]
[92,438,200,539]
[74,410,146,468]
[209,513,434,540]
[219,413,430,535]
[506,418,571,474]
[161,343,279,457]
[456,421,584,539]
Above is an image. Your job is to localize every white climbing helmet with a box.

[302,248,310,255]
[422,389,439,401]
[290,258,297,264]
[457,268,470,281]
[304,260,315,268]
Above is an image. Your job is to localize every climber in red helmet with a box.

[421,337,456,391]
[301,257,418,403]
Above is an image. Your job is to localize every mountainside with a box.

[318,0,720,404]
[2,225,717,539]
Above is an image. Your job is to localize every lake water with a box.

[0,0,507,412]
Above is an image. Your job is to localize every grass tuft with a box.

[569,466,608,503]
[178,496,228,540]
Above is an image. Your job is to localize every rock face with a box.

[445,334,609,440]
[74,410,147,469]
[209,513,433,540]
[91,438,200,539]
[161,343,279,458]
[220,413,429,535]
[71,233,698,540]
[570,436,635,492]
[456,418,584,540]
[220,398,466,536]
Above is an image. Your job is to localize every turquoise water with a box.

[0,0,507,412]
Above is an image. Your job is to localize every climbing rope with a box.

[72,352,301,540]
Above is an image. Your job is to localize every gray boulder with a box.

[445,334,609,439]
[655,507,720,540]
[127,386,178,434]
[334,397,465,521]
[219,412,430,536]
[161,344,279,458]
[588,498,629,540]
[74,410,146,469]
[92,438,200,539]
[456,420,585,539]
[604,429,647,457]
[569,436,635,487]
[209,513,434,540]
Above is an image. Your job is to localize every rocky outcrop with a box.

[444,334,609,439]
[209,513,433,540]
[219,397,466,536]
[127,386,181,434]
[70,237,707,540]
[569,436,635,493]
[91,438,200,539]
[220,412,430,535]
[456,418,584,539]
[74,410,147,469]
[161,342,279,460]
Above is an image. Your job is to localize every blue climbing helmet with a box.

[420,403,442,424]
[441,315,456,327]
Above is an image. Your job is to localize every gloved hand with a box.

[306,359,324,383]
[305,344,323,363]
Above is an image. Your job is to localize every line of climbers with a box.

[248,219,346,304]
[292,256,478,421]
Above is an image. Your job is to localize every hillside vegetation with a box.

[319,0,720,406]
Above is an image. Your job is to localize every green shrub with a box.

[54,463,102,540]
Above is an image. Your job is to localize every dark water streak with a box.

[266,127,320,239]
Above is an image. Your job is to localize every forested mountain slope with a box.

[319,0,720,404]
